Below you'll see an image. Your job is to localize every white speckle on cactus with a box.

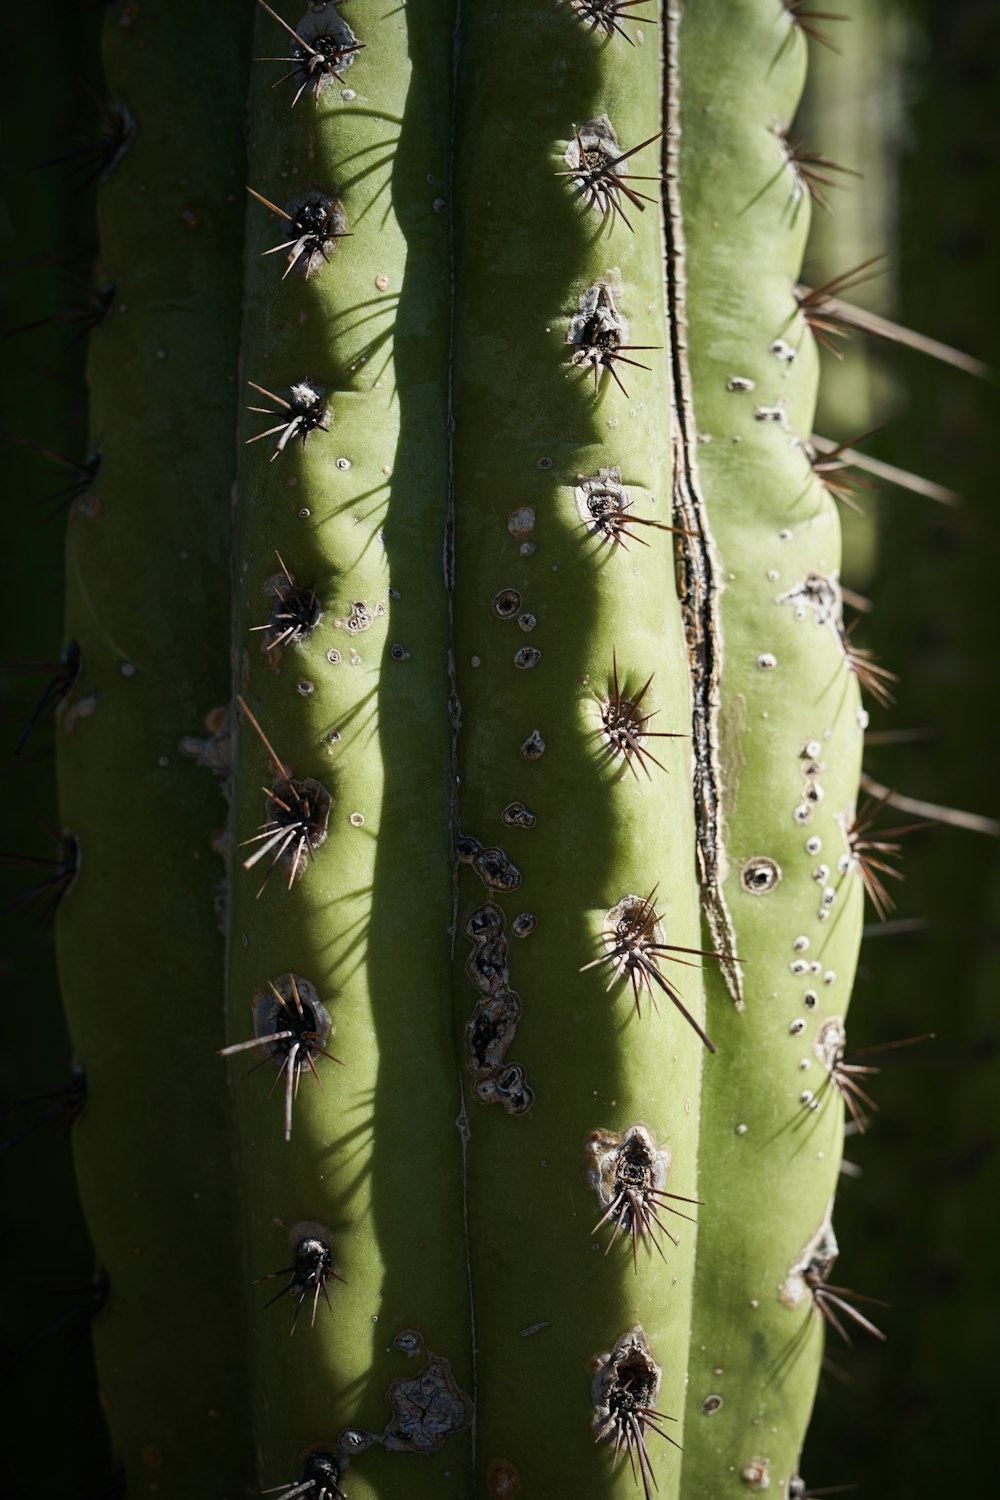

[756,652,777,670]
[727,375,755,392]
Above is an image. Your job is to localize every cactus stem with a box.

[592,1326,679,1500]
[580,890,724,1051]
[245,379,330,460]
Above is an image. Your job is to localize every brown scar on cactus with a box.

[381,1352,473,1454]
[593,650,684,780]
[247,186,349,279]
[592,1326,679,1500]
[566,281,656,398]
[219,974,339,1142]
[586,1123,700,1271]
[238,697,332,891]
[246,379,330,460]
[568,0,655,45]
[255,1221,344,1332]
[580,890,728,1051]
[255,0,363,108]
[557,117,664,232]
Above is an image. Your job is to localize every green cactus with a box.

[4,0,943,1495]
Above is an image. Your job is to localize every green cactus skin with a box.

[667,4,864,1496]
[39,1,879,1495]
[225,4,471,1495]
[448,5,710,1496]
[52,4,256,1494]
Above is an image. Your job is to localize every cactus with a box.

[6,0,950,1495]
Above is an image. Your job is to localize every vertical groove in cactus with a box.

[451,4,704,1493]
[53,4,255,1492]
[35,1,881,1494]
[672,3,864,1493]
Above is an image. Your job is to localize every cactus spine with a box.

[39,1,875,1496]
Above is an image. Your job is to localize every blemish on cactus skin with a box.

[492,588,522,620]
[382,1353,473,1454]
[741,1457,771,1490]
[466,991,522,1077]
[476,1062,534,1115]
[513,647,541,670]
[586,1123,698,1270]
[741,856,781,894]
[511,912,536,938]
[519,729,545,761]
[393,1329,423,1357]
[247,186,348,279]
[256,1223,343,1331]
[592,1326,678,1500]
[726,375,755,392]
[700,1394,723,1416]
[507,506,535,538]
[487,1458,521,1497]
[502,802,535,829]
[246,379,330,460]
[219,974,338,1141]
